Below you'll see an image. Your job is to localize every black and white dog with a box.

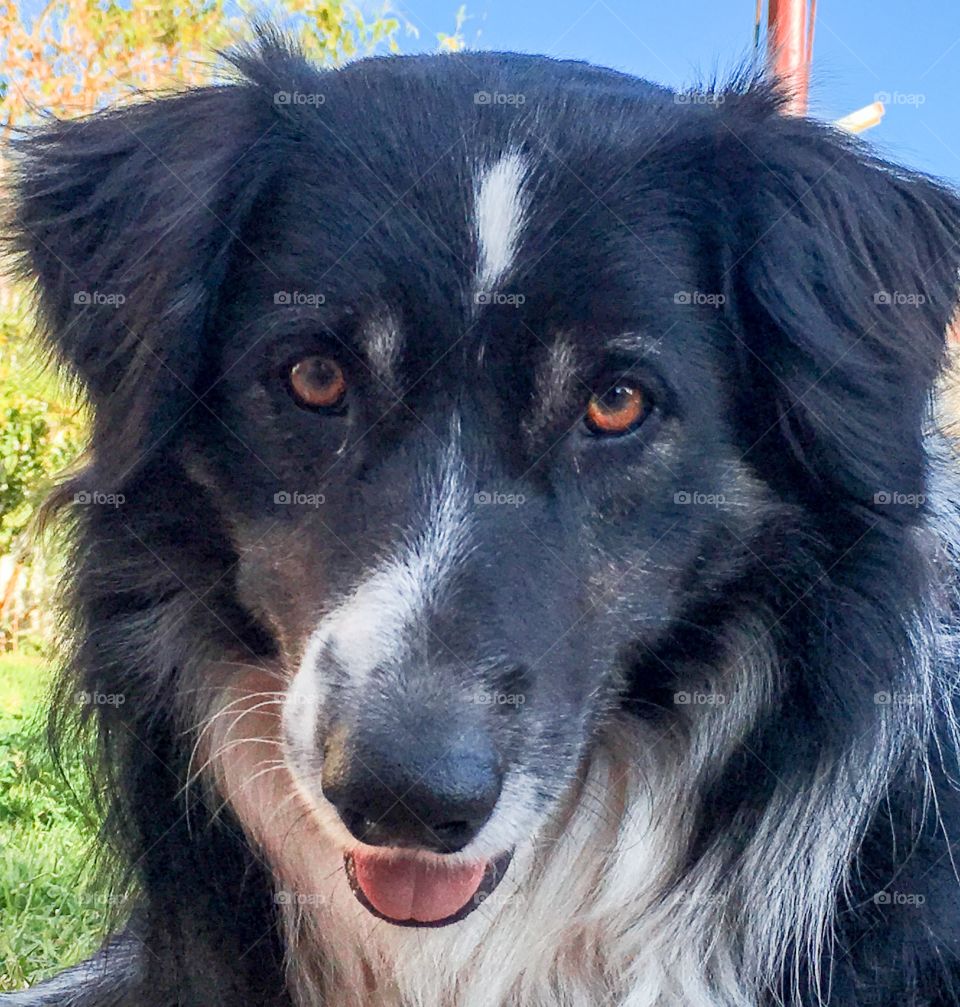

[6,31,960,1007]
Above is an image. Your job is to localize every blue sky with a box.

[392,1,960,184]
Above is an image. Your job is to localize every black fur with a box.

[4,31,960,1006]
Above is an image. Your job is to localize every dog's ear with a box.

[713,92,960,510]
[9,83,276,484]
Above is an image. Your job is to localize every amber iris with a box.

[584,384,646,435]
[289,356,347,410]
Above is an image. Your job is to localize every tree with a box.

[0,0,465,133]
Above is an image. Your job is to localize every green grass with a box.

[0,653,105,992]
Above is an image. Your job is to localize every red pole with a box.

[767,0,813,114]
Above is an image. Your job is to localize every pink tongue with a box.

[351,851,487,923]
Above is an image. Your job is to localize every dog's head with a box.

[13,40,960,933]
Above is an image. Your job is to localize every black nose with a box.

[321,726,502,854]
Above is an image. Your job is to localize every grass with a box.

[0,652,105,992]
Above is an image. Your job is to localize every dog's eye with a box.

[288,356,347,411]
[584,384,647,436]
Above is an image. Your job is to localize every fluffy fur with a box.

[4,31,960,1007]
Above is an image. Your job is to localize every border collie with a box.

[5,31,960,1007]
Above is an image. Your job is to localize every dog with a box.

[5,30,960,1007]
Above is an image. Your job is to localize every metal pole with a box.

[767,0,812,114]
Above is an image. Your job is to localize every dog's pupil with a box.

[605,387,631,410]
[598,385,640,417]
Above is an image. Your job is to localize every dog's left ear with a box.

[8,83,276,486]
[713,95,960,506]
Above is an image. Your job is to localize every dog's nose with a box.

[321,727,502,853]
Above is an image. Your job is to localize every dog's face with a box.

[190,74,756,914]
[14,47,960,932]
[208,151,738,861]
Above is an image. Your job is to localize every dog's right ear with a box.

[8,82,276,484]
[705,87,960,511]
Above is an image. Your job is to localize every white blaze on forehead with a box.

[294,437,471,696]
[473,151,530,293]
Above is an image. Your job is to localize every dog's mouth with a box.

[344,849,513,927]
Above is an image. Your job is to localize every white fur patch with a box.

[473,151,530,296]
[363,313,401,386]
[283,436,471,749]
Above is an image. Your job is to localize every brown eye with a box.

[289,356,347,411]
[584,384,646,435]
